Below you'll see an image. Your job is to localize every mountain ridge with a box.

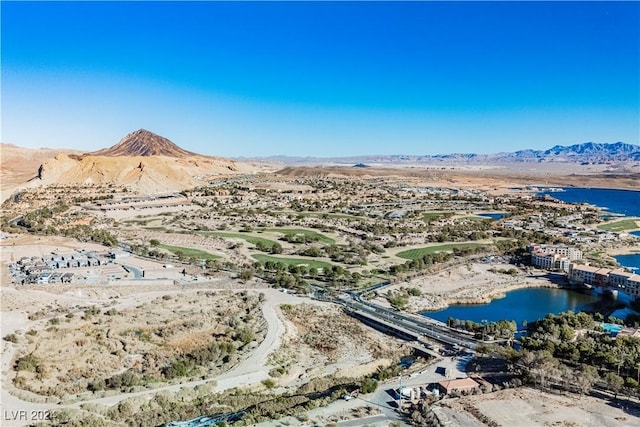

[236,142,640,165]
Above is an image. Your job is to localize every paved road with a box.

[339,296,479,349]
[118,263,143,279]
[337,414,390,426]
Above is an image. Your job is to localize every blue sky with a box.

[2,1,638,157]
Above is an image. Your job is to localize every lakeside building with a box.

[569,265,640,298]
[527,243,582,272]
[527,243,583,260]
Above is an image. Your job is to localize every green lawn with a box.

[597,219,640,232]
[265,228,335,244]
[158,244,220,260]
[199,232,279,248]
[396,243,487,260]
[421,212,455,222]
[252,254,333,270]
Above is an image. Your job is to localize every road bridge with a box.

[338,297,479,350]
[345,307,422,341]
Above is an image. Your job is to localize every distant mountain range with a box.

[242,142,640,165]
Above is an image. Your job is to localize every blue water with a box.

[630,231,640,239]
[538,188,640,217]
[601,323,623,337]
[424,287,599,328]
[615,253,640,273]
[477,213,505,220]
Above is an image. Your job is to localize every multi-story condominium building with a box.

[531,250,555,270]
[527,243,583,261]
[530,251,571,272]
[528,244,581,272]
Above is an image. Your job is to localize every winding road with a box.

[0,288,303,426]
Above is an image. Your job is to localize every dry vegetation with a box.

[276,303,405,381]
[378,261,553,312]
[282,303,401,362]
[12,291,265,397]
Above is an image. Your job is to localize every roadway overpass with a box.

[337,296,480,350]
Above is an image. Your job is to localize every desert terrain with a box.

[2,136,640,426]
[438,387,639,427]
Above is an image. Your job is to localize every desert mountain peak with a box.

[88,129,196,158]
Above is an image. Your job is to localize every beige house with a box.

[438,377,479,395]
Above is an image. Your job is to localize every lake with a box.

[615,253,640,273]
[425,187,638,327]
[423,287,599,328]
[538,187,640,217]
[630,231,640,239]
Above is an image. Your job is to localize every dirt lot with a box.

[439,387,640,427]
[10,290,265,397]
[268,302,408,388]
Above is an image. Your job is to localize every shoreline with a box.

[412,279,564,314]
[607,246,640,256]
[440,280,563,310]
[407,249,640,315]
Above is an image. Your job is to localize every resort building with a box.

[569,265,640,299]
[527,243,582,261]
[528,244,580,272]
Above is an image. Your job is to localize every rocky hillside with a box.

[33,130,255,193]
[84,129,197,158]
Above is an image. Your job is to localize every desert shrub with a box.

[88,379,107,392]
[16,353,40,372]
[407,287,422,296]
[84,306,101,317]
[105,371,141,389]
[162,359,197,380]
[235,328,255,345]
[3,333,18,343]
[360,378,378,393]
[262,379,276,389]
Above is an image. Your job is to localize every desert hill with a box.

[2,130,260,195]
[83,129,197,158]
[0,143,81,189]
